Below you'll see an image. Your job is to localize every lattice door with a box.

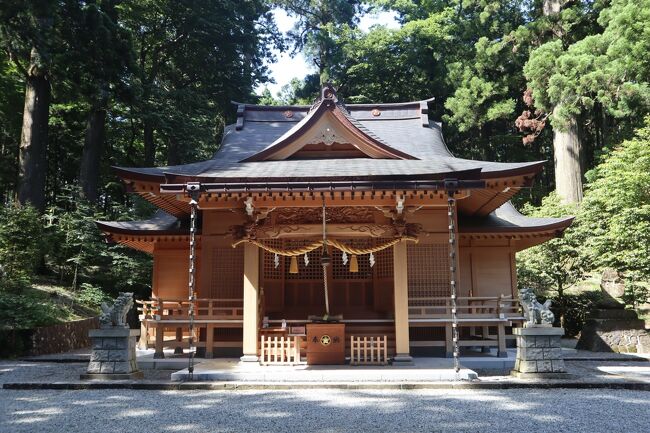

[407,244,450,306]
[209,247,244,299]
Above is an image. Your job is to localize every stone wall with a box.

[513,327,566,376]
[27,317,99,356]
[577,309,650,353]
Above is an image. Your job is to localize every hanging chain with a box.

[322,201,330,316]
[186,183,200,379]
[447,190,461,377]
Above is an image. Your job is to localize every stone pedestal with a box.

[511,326,567,379]
[576,309,650,353]
[81,328,143,380]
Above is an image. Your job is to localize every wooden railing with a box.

[260,335,302,365]
[408,295,521,319]
[407,295,523,358]
[137,298,244,321]
[136,297,244,358]
[350,335,388,366]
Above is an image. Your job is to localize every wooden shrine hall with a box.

[98,84,573,366]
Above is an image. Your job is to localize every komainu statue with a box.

[99,292,134,328]
[518,287,554,326]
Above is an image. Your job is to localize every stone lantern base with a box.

[511,326,568,379]
[81,328,143,380]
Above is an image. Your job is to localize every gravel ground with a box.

[4,359,650,385]
[0,361,172,385]
[1,387,649,433]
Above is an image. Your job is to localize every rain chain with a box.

[187,188,200,379]
[447,191,461,377]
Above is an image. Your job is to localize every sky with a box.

[257,9,400,96]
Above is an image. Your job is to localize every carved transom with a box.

[274,207,375,225]
[308,127,340,146]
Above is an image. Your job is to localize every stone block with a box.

[514,326,564,337]
[551,359,566,372]
[102,338,127,350]
[518,360,537,373]
[90,350,109,362]
[100,362,115,374]
[113,362,131,374]
[519,347,543,359]
[543,348,563,359]
[92,339,103,350]
[101,338,117,349]
[109,350,128,362]
[86,361,102,374]
[536,360,553,372]
[535,337,550,348]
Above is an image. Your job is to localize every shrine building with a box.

[98,85,572,366]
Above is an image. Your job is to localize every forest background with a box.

[0,0,648,339]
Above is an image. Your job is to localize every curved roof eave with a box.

[459,202,575,234]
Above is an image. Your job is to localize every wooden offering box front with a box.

[306,323,345,365]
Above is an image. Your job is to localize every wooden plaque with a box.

[306,323,345,365]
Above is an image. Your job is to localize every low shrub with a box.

[540,291,602,337]
[76,283,110,309]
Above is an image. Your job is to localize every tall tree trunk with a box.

[143,119,155,166]
[553,111,584,204]
[79,106,107,203]
[166,135,181,166]
[543,0,584,204]
[17,48,50,212]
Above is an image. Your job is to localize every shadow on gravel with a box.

[1,387,649,433]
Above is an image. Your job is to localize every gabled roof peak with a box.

[240,85,419,162]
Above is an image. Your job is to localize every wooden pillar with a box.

[138,320,148,350]
[392,241,412,363]
[497,323,507,357]
[205,324,214,359]
[154,322,164,359]
[240,243,260,362]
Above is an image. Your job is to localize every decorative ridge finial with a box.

[321,82,337,101]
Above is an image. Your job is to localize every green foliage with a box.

[276,0,365,83]
[44,187,152,298]
[517,193,581,299]
[545,291,602,337]
[120,0,278,165]
[575,117,650,306]
[0,291,71,330]
[518,118,650,319]
[77,283,110,309]
[0,204,43,292]
[525,0,650,130]
[0,52,23,201]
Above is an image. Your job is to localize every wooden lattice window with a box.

[210,247,244,298]
[332,238,373,280]
[262,239,282,280]
[407,244,450,306]
[375,244,393,279]
[284,240,322,280]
